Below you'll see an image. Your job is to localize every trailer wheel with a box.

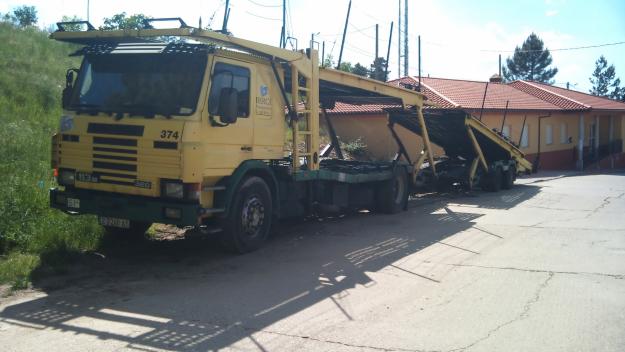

[502,166,515,190]
[376,168,409,214]
[220,176,272,253]
[481,167,502,192]
[102,221,151,240]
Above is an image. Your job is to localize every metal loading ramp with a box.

[388,109,533,173]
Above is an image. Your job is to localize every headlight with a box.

[58,169,75,186]
[162,181,184,199]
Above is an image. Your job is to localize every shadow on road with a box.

[1,185,541,351]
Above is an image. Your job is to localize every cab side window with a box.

[208,62,250,118]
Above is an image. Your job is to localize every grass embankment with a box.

[0,22,102,290]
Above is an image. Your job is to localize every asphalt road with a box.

[1,172,624,352]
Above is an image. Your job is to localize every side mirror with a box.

[62,69,78,109]
[218,87,238,124]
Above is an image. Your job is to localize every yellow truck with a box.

[49,19,531,253]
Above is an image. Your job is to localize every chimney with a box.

[489,74,502,83]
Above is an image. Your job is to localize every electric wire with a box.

[247,0,282,8]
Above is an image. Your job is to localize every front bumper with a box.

[50,187,201,226]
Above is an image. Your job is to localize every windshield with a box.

[70,54,207,117]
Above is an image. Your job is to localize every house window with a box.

[502,125,511,138]
[520,125,529,148]
[560,123,568,144]
[545,124,553,145]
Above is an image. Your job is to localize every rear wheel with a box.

[481,167,502,192]
[376,168,409,214]
[502,166,515,190]
[220,176,273,253]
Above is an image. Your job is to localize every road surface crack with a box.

[245,326,439,352]
[447,272,554,352]
[585,192,625,218]
[446,263,624,280]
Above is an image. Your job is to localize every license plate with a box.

[67,198,80,209]
[99,217,130,229]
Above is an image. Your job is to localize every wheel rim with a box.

[241,195,265,237]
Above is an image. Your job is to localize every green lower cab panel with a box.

[50,188,201,227]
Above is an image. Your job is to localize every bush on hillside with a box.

[0,20,102,287]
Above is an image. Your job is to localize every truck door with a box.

[204,58,254,171]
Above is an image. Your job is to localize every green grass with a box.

[0,22,103,290]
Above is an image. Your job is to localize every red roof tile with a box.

[327,76,625,116]
[417,77,563,111]
[510,80,625,111]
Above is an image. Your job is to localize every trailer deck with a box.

[388,109,533,174]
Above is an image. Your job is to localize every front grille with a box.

[92,134,138,182]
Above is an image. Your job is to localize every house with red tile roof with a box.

[324,75,625,170]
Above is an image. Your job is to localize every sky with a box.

[1,0,624,92]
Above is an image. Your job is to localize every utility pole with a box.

[222,0,230,33]
[385,21,394,81]
[375,24,379,59]
[280,0,286,48]
[87,0,90,22]
[498,54,502,77]
[336,0,352,69]
[397,0,401,78]
[403,0,408,77]
[418,35,421,91]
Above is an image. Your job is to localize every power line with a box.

[480,41,625,53]
[247,0,282,8]
[244,11,281,21]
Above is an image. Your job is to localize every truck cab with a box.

[51,41,286,238]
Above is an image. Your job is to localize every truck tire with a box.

[220,176,272,253]
[481,167,502,192]
[502,166,515,190]
[102,221,151,240]
[376,168,409,214]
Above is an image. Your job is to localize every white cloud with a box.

[545,10,559,17]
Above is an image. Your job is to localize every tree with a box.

[12,5,37,27]
[100,12,151,30]
[351,63,368,77]
[502,33,558,84]
[369,57,388,81]
[589,55,625,100]
[59,15,83,31]
[337,61,353,73]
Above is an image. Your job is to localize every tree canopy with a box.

[12,5,38,27]
[100,12,151,30]
[502,33,558,84]
[369,57,388,82]
[589,55,625,101]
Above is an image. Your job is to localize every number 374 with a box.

[160,130,179,139]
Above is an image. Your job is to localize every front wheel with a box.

[220,176,273,253]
